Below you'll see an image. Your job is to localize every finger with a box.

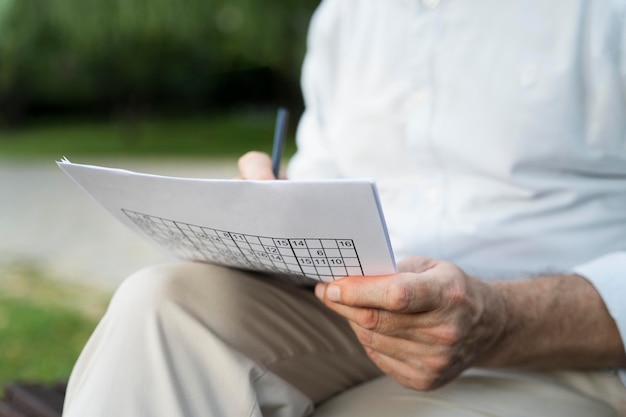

[348,322,445,356]
[365,348,452,391]
[314,282,328,301]
[397,256,437,273]
[317,282,460,342]
[320,273,444,313]
[348,318,459,350]
[237,151,275,180]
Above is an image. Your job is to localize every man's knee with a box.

[104,262,289,338]
[106,263,239,323]
[109,263,188,316]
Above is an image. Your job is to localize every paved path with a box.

[0,157,238,291]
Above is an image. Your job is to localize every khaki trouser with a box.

[63,263,626,417]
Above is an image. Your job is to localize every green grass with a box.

[0,111,297,158]
[0,262,109,386]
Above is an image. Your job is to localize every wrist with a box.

[475,274,626,369]
[476,279,526,367]
[469,277,511,368]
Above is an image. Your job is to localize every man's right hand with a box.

[237,151,281,180]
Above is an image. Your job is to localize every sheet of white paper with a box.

[58,159,396,284]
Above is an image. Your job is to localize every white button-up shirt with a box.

[287,0,626,378]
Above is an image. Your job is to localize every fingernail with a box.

[326,285,341,302]
[314,283,326,300]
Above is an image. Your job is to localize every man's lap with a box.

[315,369,625,417]
[150,262,626,416]
[67,262,625,416]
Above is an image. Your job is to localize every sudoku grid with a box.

[122,209,364,281]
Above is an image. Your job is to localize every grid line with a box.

[122,209,364,281]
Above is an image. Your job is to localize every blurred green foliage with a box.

[0,0,319,123]
[0,112,297,157]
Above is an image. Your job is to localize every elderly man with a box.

[63,1,626,416]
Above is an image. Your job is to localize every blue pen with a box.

[272,107,289,179]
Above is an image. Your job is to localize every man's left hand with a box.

[314,256,507,391]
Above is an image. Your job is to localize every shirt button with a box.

[410,89,429,106]
[425,186,441,203]
[422,0,440,9]
[520,64,539,88]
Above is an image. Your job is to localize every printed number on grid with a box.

[122,209,364,281]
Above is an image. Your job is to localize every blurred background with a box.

[0,0,319,389]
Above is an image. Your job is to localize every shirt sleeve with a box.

[571,252,626,385]
[622,6,626,93]
[287,0,343,180]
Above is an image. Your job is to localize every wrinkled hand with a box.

[237,151,286,180]
[315,256,508,390]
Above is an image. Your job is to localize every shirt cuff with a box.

[571,252,626,383]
